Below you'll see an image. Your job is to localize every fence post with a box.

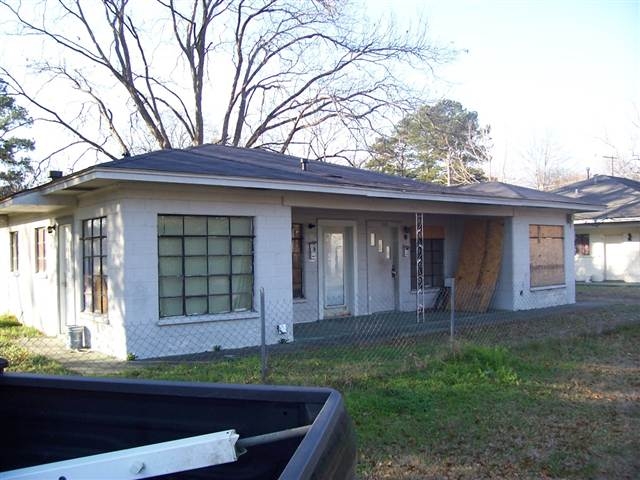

[260,288,268,383]
[449,278,455,351]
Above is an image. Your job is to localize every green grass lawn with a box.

[0,314,69,374]
[121,319,639,479]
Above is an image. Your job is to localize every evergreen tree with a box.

[367,99,490,185]
[0,79,34,197]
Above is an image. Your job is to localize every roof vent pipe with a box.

[49,170,63,180]
[300,158,308,171]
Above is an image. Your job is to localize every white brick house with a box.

[0,145,596,359]
[555,175,640,283]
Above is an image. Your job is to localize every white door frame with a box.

[317,219,358,319]
[57,222,76,334]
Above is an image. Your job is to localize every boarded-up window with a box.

[529,225,564,287]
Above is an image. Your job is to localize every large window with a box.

[35,227,46,273]
[410,239,445,289]
[158,215,254,317]
[9,232,18,272]
[82,217,108,314]
[575,233,590,256]
[410,226,445,290]
[530,225,565,287]
[292,223,304,299]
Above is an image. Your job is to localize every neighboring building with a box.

[555,175,640,283]
[0,145,596,359]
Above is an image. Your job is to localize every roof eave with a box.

[12,167,602,213]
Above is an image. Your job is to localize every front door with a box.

[58,223,75,334]
[320,225,354,318]
[604,235,624,281]
[367,222,398,313]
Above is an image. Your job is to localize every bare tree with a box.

[521,133,572,191]
[0,0,447,167]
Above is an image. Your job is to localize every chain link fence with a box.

[2,283,640,383]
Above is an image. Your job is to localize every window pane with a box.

[93,257,102,276]
[83,220,91,238]
[209,256,230,274]
[209,276,230,294]
[208,217,229,235]
[160,298,183,317]
[159,257,183,276]
[185,256,207,275]
[232,256,252,274]
[184,216,207,235]
[159,277,183,297]
[92,218,101,236]
[159,238,182,256]
[208,238,229,255]
[92,238,101,256]
[232,274,253,294]
[159,216,183,236]
[185,237,206,255]
[185,277,207,296]
[209,295,230,314]
[230,217,252,236]
[232,293,252,311]
[186,296,207,315]
[231,238,252,255]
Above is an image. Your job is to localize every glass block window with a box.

[82,217,108,314]
[158,215,254,317]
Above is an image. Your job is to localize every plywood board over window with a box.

[454,219,504,312]
[529,225,564,287]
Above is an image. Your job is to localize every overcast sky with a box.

[371,0,640,184]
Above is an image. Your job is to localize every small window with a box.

[530,225,565,287]
[575,233,590,256]
[35,227,46,273]
[9,232,18,272]
[292,223,304,298]
[82,217,108,314]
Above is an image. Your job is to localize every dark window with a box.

[35,227,46,273]
[158,215,254,317]
[575,233,590,256]
[410,238,444,289]
[292,223,304,299]
[82,217,108,314]
[529,225,565,287]
[9,232,18,272]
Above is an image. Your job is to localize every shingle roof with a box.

[450,181,584,203]
[0,144,602,212]
[98,144,591,206]
[101,144,447,194]
[553,175,640,221]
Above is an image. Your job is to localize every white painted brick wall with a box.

[511,209,575,310]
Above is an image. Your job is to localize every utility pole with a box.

[602,155,617,176]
